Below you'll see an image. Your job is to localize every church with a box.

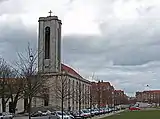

[32,14,91,112]
[0,13,91,113]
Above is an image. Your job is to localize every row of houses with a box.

[91,81,129,108]
[136,90,160,104]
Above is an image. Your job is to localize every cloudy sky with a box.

[1,0,160,96]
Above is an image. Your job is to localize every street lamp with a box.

[30,55,33,62]
[29,55,34,76]
[62,71,65,75]
[28,54,34,119]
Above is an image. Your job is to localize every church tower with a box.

[38,12,61,73]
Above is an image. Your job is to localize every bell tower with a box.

[38,11,61,73]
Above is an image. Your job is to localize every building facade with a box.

[91,81,115,108]
[114,90,128,105]
[43,64,91,112]
[136,90,160,105]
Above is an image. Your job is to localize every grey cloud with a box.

[93,61,160,95]
[0,20,37,62]
[63,25,160,67]
[0,0,8,3]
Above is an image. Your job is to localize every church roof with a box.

[61,64,83,79]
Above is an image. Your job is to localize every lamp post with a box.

[28,54,34,119]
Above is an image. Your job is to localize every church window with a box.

[57,28,61,65]
[45,27,50,59]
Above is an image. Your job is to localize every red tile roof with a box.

[61,64,83,79]
[144,90,160,93]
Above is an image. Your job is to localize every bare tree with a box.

[6,71,25,113]
[0,58,27,113]
[0,58,12,112]
[90,86,97,109]
[75,81,89,116]
[77,82,83,115]
[15,45,47,119]
[53,72,74,119]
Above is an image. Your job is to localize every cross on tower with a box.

[48,10,52,16]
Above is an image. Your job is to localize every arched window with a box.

[45,27,50,59]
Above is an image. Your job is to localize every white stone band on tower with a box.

[38,15,62,73]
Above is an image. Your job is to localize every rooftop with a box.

[61,63,83,79]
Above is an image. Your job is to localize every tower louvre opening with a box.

[45,26,50,59]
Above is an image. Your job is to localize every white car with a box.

[0,112,13,119]
[80,109,91,118]
[55,111,71,119]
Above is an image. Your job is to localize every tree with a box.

[75,81,90,116]
[90,85,97,109]
[77,82,83,115]
[6,73,25,113]
[0,58,27,113]
[53,72,74,119]
[15,45,47,119]
[0,58,12,112]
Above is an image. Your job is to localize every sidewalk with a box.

[92,110,124,119]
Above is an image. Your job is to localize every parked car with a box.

[101,108,108,114]
[0,112,13,119]
[104,108,110,113]
[93,109,100,115]
[80,109,91,118]
[70,111,83,119]
[108,108,112,113]
[129,107,141,111]
[54,111,71,119]
[87,109,95,117]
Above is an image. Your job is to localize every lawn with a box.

[102,110,160,119]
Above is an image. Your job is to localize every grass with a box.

[101,110,160,119]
